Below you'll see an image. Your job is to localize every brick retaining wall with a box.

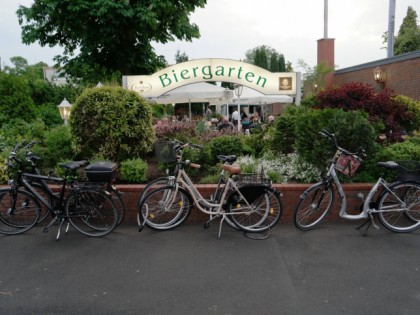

[118,183,374,225]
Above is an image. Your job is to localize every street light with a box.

[223,88,233,117]
[234,84,243,131]
[57,98,72,125]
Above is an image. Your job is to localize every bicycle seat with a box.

[221,164,241,175]
[377,161,399,170]
[58,160,89,170]
[217,155,237,163]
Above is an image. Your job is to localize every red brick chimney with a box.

[317,38,335,87]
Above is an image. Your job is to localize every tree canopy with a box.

[17,0,207,83]
[244,45,290,72]
[394,6,420,55]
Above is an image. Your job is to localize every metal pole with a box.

[387,0,396,58]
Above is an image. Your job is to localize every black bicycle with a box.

[0,143,119,239]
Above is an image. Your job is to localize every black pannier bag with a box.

[85,161,117,182]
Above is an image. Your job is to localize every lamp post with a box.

[223,88,232,117]
[234,84,243,131]
[57,98,72,125]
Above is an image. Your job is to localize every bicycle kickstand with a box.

[218,216,226,238]
[355,213,379,236]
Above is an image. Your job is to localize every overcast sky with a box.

[1,0,419,72]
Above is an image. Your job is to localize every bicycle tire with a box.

[227,186,282,232]
[294,182,334,230]
[377,181,420,233]
[137,186,192,230]
[109,187,126,226]
[138,177,175,205]
[65,188,118,237]
[0,188,40,235]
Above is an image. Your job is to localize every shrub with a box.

[39,125,75,168]
[70,86,155,161]
[120,158,148,183]
[294,108,377,169]
[210,136,244,162]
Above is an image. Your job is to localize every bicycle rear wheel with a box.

[0,188,40,235]
[377,181,420,233]
[137,186,192,230]
[66,189,118,237]
[227,186,282,232]
[294,182,334,230]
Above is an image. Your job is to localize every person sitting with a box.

[218,116,233,131]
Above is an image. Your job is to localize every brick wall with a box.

[118,183,374,226]
[333,50,420,100]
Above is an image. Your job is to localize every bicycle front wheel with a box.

[227,186,282,232]
[0,188,40,235]
[377,181,420,233]
[138,186,192,230]
[294,182,334,230]
[66,189,118,237]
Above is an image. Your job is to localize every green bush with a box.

[0,155,8,184]
[120,158,148,183]
[39,125,75,168]
[210,135,244,162]
[70,86,155,162]
[275,108,377,171]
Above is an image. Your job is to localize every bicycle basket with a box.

[154,141,177,163]
[234,173,271,186]
[335,152,362,177]
[395,160,420,181]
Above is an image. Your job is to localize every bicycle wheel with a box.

[227,186,282,232]
[65,189,118,237]
[0,188,40,235]
[377,181,420,233]
[108,187,126,226]
[294,182,334,230]
[138,177,175,205]
[138,186,192,230]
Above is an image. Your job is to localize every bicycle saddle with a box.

[221,164,241,174]
[377,161,399,170]
[58,160,89,170]
[217,155,237,163]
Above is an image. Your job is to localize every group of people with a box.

[217,109,275,134]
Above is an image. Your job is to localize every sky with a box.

[1,0,419,73]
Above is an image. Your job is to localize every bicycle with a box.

[137,147,242,230]
[21,141,126,226]
[137,140,282,237]
[293,129,420,234]
[0,143,119,239]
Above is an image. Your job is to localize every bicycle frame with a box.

[327,161,416,221]
[172,167,255,216]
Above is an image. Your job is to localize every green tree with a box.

[175,49,189,64]
[70,86,156,161]
[17,0,207,83]
[245,45,289,71]
[394,6,420,55]
[0,73,36,126]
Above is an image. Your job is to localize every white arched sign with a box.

[123,58,298,98]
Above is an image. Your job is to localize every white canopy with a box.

[232,86,294,105]
[147,82,226,104]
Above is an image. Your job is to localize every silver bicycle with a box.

[294,130,420,234]
[137,141,282,237]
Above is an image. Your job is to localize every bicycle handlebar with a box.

[319,129,365,157]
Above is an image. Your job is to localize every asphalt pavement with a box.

[1,221,420,315]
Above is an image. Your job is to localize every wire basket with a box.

[395,160,420,182]
[154,141,178,163]
[335,152,362,177]
[234,173,271,186]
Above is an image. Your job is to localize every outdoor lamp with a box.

[373,67,386,88]
[223,88,233,116]
[57,98,72,125]
[233,84,243,131]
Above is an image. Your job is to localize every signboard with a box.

[123,58,297,98]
